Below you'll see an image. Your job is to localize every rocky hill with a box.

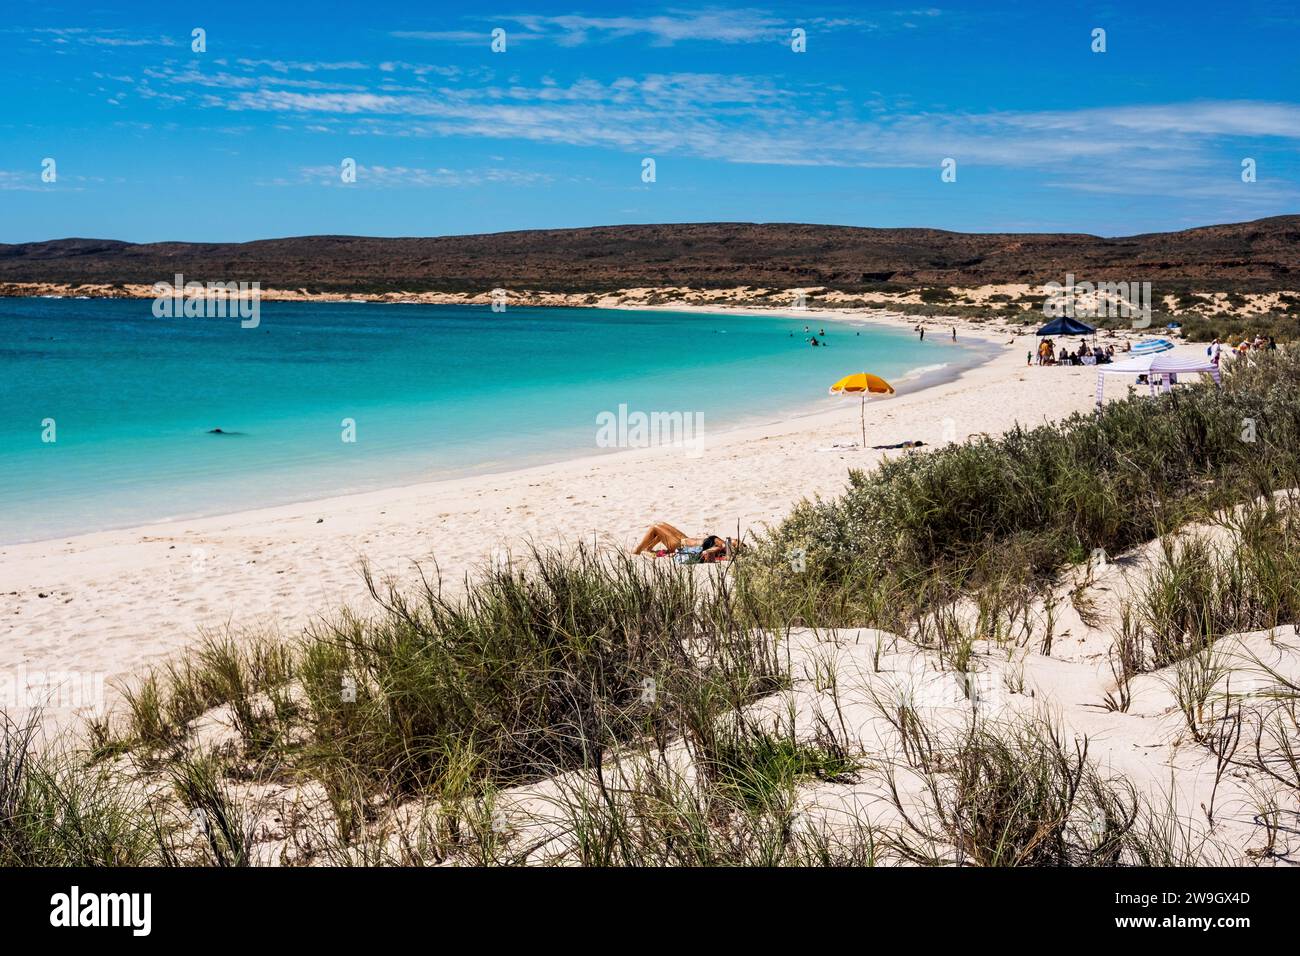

[2,216,1297,293]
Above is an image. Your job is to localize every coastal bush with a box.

[918,287,954,303]
[297,547,783,795]
[744,349,1300,625]
[1173,312,1297,344]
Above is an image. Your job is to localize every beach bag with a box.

[673,546,704,565]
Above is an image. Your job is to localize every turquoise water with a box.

[0,298,988,543]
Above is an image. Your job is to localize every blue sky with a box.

[2,0,1298,242]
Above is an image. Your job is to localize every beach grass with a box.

[1,711,158,866]
[293,547,783,797]
[743,348,1300,630]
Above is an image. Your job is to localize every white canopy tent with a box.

[1095,348,1221,408]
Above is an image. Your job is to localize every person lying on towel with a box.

[632,522,739,562]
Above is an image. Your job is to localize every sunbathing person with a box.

[633,522,737,561]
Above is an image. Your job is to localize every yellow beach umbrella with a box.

[828,372,895,448]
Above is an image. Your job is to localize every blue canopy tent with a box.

[1036,316,1097,336]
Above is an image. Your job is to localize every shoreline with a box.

[0,300,1000,548]
[1,301,1119,727]
[6,277,1296,323]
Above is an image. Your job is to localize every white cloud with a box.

[26,27,177,48]
[0,170,92,191]
[288,164,553,188]
[0,171,42,191]
[505,10,791,45]
[234,59,369,73]
[112,54,1300,202]
[393,7,942,47]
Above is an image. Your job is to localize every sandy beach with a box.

[1,306,1117,723]
[8,0,1299,893]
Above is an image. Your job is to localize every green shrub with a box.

[298,547,782,794]
[744,350,1300,625]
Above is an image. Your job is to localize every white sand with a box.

[1,307,1118,724]
[478,624,1300,866]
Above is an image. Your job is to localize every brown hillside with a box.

[1,217,1297,292]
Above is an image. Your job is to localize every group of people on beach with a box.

[1207,335,1277,366]
[1034,338,1116,366]
[1031,333,1278,370]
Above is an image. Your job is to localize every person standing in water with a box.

[952,327,957,341]
[919,326,925,341]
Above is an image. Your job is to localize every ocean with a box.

[0,297,990,543]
